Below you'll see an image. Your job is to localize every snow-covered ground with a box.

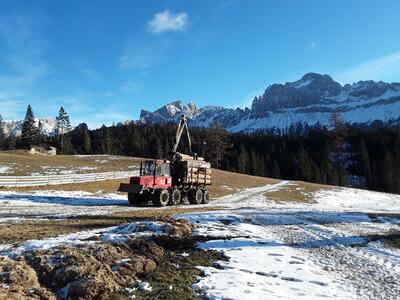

[0,190,133,220]
[178,183,400,299]
[0,166,11,174]
[0,220,174,256]
[0,181,399,299]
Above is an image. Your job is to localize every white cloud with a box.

[148,10,188,33]
[119,51,160,69]
[0,14,48,121]
[0,15,47,82]
[309,42,316,49]
[119,38,169,69]
[120,81,139,92]
[79,68,99,81]
[0,98,25,120]
[335,51,400,84]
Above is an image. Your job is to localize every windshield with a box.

[141,161,155,175]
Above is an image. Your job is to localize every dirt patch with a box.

[264,181,332,203]
[0,206,222,244]
[0,219,226,300]
[130,235,228,300]
[0,256,56,300]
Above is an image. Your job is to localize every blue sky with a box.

[0,0,400,128]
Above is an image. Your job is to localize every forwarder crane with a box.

[118,115,212,207]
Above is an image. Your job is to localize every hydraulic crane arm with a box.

[171,115,192,155]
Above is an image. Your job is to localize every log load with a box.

[171,156,212,186]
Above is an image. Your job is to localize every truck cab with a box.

[118,160,172,195]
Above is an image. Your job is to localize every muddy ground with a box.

[0,218,226,300]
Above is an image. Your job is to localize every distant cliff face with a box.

[138,73,400,133]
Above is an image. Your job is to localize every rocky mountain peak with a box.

[251,73,342,115]
[139,73,400,133]
[1,117,59,137]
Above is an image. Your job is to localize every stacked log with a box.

[178,157,212,185]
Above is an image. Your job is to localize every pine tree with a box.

[250,149,258,175]
[0,115,5,150]
[101,126,113,154]
[297,147,312,181]
[21,105,37,148]
[237,143,249,173]
[330,112,347,185]
[382,150,395,192]
[149,136,162,158]
[272,161,281,179]
[81,129,92,154]
[358,139,371,186]
[207,121,230,168]
[56,107,72,154]
[35,120,45,147]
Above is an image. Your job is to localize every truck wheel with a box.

[188,189,203,205]
[169,189,181,206]
[202,189,210,204]
[153,189,169,207]
[128,193,142,206]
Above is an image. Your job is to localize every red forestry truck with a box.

[118,116,211,206]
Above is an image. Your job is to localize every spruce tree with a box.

[297,147,312,181]
[149,136,162,158]
[382,150,395,192]
[358,139,371,186]
[237,143,249,173]
[21,105,37,148]
[272,161,281,179]
[56,107,72,154]
[250,149,258,175]
[81,128,92,154]
[207,121,230,168]
[0,115,5,150]
[35,120,44,147]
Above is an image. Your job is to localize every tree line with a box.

[1,106,399,194]
[0,105,71,152]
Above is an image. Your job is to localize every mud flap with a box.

[118,183,143,194]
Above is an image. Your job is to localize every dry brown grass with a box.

[0,206,222,244]
[4,168,278,199]
[0,150,141,176]
[264,181,332,203]
[209,168,279,199]
[3,177,130,194]
[0,160,278,243]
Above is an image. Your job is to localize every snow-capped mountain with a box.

[139,73,400,132]
[1,117,58,137]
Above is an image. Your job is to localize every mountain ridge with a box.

[0,117,58,137]
[139,72,400,132]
